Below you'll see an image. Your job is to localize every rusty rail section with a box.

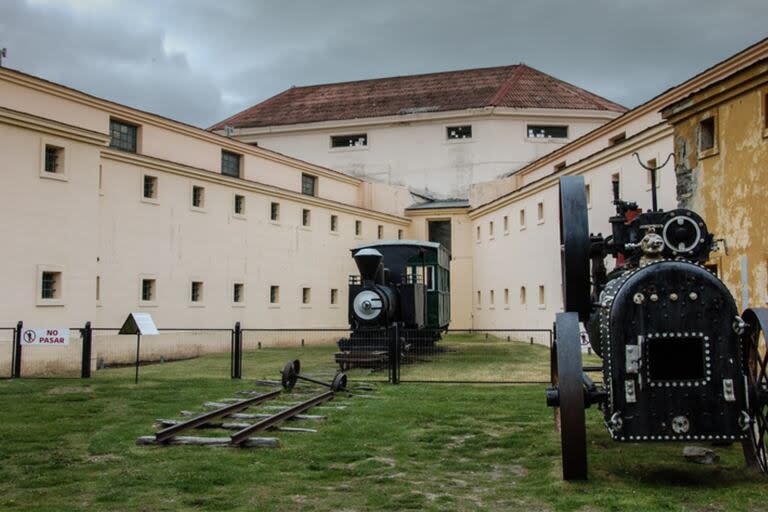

[230,391,335,445]
[154,390,281,443]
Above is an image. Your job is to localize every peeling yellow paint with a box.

[664,60,768,308]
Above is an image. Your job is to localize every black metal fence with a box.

[389,326,553,384]
[2,320,553,385]
[4,321,240,381]
[239,328,391,383]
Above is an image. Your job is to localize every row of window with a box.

[476,164,665,243]
[324,124,569,149]
[107,119,320,197]
[136,279,341,307]
[476,286,547,308]
[476,202,546,241]
[141,174,400,238]
[39,269,343,307]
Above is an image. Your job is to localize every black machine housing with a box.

[586,204,747,442]
[548,169,768,480]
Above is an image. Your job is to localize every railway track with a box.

[136,389,340,448]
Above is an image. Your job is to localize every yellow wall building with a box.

[663,57,768,310]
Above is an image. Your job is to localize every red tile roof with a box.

[210,64,626,130]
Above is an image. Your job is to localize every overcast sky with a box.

[1,0,766,128]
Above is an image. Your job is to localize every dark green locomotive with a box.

[341,240,450,352]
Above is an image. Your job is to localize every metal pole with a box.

[135,333,141,384]
[12,321,22,378]
[234,321,242,379]
[393,322,401,385]
[388,324,394,384]
[230,329,234,378]
[81,321,92,379]
[741,255,749,311]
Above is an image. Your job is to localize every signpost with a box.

[119,313,159,384]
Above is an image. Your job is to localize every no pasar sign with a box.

[21,328,70,346]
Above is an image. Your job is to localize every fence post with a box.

[12,320,22,378]
[387,324,395,384]
[80,321,92,379]
[395,323,401,384]
[232,321,242,379]
[388,322,400,385]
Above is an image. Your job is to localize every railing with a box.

[2,320,553,385]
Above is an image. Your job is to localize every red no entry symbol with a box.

[23,330,36,344]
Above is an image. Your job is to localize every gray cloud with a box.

[1,0,766,127]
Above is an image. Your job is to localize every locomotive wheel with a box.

[281,359,300,391]
[331,372,348,392]
[553,312,588,480]
[559,176,591,322]
[741,308,768,473]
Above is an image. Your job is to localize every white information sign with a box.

[119,312,159,335]
[21,327,70,346]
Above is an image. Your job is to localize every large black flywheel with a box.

[549,312,588,480]
[741,308,768,474]
[559,176,591,322]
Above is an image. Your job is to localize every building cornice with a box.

[225,107,621,139]
[468,122,673,219]
[662,60,768,122]
[0,105,110,146]
[404,207,470,217]
[101,149,410,226]
[505,39,768,181]
[0,68,362,187]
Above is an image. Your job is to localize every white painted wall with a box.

[469,126,676,333]
[235,111,616,199]
[0,69,410,332]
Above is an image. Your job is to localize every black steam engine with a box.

[346,247,424,336]
[338,241,450,360]
[546,169,768,480]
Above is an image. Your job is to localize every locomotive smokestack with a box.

[354,248,383,283]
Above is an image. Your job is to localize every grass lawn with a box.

[0,335,764,511]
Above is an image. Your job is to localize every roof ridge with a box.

[487,65,528,106]
[281,64,521,91]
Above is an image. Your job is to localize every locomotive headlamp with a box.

[353,289,383,321]
[662,214,702,254]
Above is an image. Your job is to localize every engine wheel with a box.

[559,176,591,322]
[741,308,768,473]
[281,359,300,391]
[552,312,588,480]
